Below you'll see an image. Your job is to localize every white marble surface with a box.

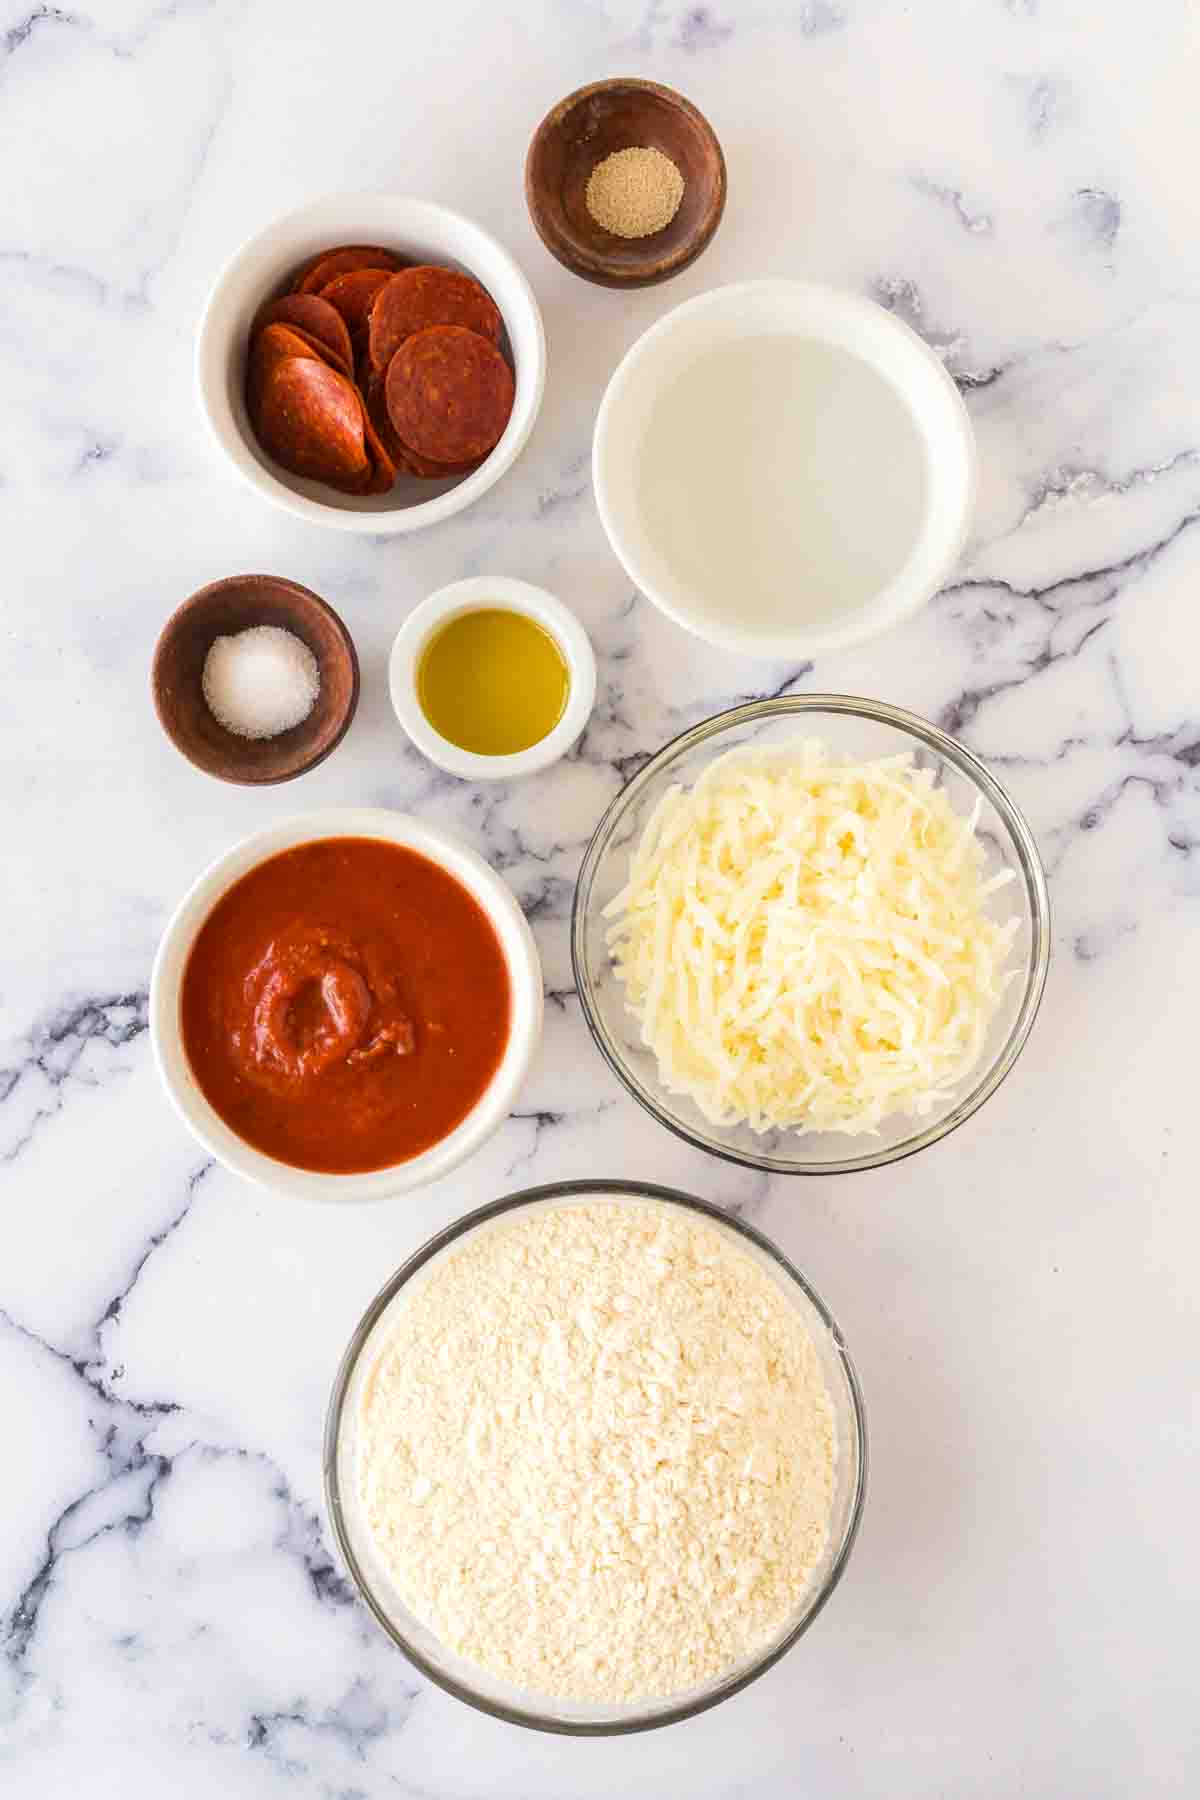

[2,1,1198,1793]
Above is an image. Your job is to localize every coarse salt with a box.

[201,625,320,740]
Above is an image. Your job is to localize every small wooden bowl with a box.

[525,78,726,289]
[152,574,359,785]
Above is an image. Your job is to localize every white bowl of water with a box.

[592,281,975,659]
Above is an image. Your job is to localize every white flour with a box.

[355,1199,837,1704]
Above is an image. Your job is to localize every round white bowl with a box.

[593,280,976,659]
[150,809,543,1201]
[196,195,546,534]
[389,576,597,781]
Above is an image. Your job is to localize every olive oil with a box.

[417,608,569,756]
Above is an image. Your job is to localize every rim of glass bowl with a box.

[571,694,1051,1177]
[323,1179,868,1735]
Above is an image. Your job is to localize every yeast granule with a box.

[585,146,685,238]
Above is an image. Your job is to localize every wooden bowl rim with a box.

[151,573,360,786]
[525,77,727,288]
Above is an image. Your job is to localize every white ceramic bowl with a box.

[197,195,546,534]
[593,280,976,659]
[150,809,543,1201]
[389,576,597,781]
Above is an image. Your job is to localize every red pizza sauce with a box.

[180,837,511,1174]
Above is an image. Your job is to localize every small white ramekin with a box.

[196,194,545,535]
[389,577,597,781]
[593,280,976,660]
[150,808,543,1202]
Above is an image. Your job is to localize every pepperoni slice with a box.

[358,392,398,494]
[254,294,353,373]
[363,371,408,465]
[364,373,481,479]
[285,323,355,378]
[401,443,486,480]
[246,321,327,416]
[250,320,322,368]
[368,266,503,376]
[319,268,394,339]
[294,245,401,295]
[384,326,514,466]
[252,356,372,493]
[250,319,355,387]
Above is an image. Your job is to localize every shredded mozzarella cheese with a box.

[604,739,1020,1136]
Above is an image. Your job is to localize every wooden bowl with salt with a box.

[525,78,726,289]
[152,574,359,785]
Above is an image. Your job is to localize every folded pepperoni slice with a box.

[363,371,408,464]
[319,268,394,339]
[252,320,355,390]
[295,245,401,295]
[384,325,514,466]
[285,323,355,378]
[358,392,398,494]
[368,266,503,376]
[251,320,322,368]
[246,321,326,416]
[364,372,481,479]
[252,356,372,493]
[254,294,353,373]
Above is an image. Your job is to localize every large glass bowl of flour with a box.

[324,1182,867,1733]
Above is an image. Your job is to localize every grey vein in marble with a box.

[912,176,994,236]
[0,992,149,1164]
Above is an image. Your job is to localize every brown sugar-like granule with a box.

[585,146,685,239]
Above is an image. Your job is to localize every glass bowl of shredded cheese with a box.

[572,695,1049,1176]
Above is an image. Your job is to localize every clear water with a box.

[637,336,929,632]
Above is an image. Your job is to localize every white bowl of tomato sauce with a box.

[150,809,543,1201]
